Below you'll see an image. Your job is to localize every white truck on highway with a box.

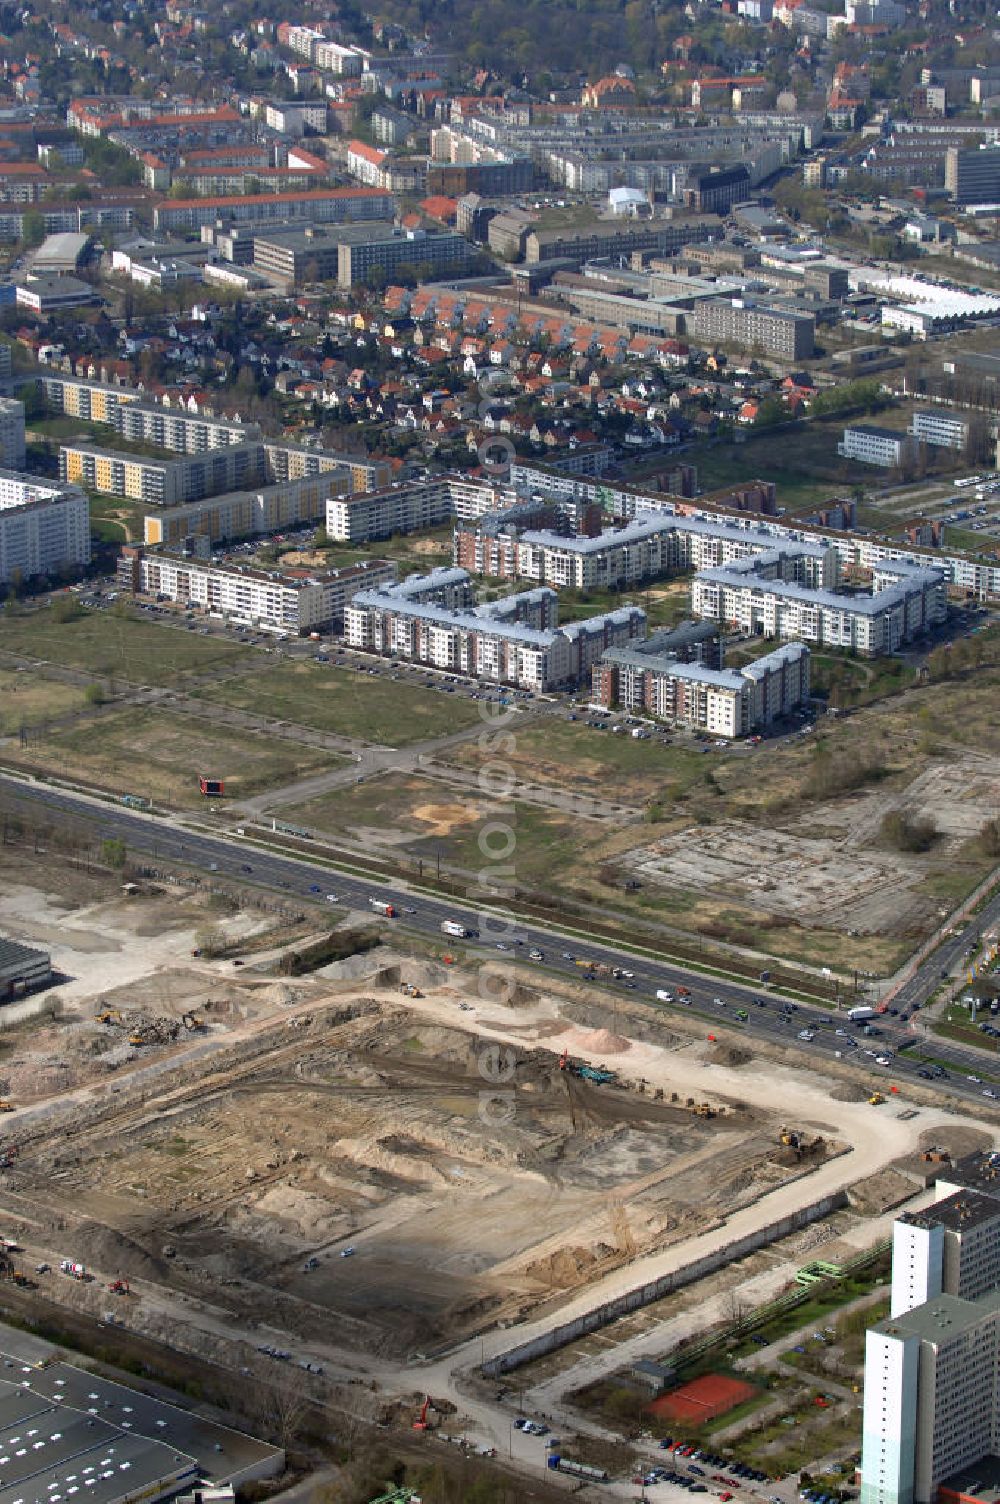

[441,920,469,938]
[848,1006,877,1022]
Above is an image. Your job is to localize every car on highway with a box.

[308,884,321,893]
[968,1074,983,1083]
[325,894,339,903]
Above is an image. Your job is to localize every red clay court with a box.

[646,1373,758,1424]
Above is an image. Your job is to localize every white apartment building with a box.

[137,552,396,632]
[116,403,258,455]
[513,515,837,593]
[327,474,502,543]
[510,459,1000,599]
[313,41,362,75]
[908,409,970,452]
[594,640,809,737]
[0,397,26,471]
[0,470,90,584]
[892,1191,1000,1318]
[691,554,946,656]
[344,572,646,691]
[264,100,329,135]
[862,1294,1000,1504]
[839,424,917,469]
[862,1183,1000,1504]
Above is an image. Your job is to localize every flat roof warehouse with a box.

[0,1330,282,1504]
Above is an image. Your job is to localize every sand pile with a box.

[575,1027,631,1054]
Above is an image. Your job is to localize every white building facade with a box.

[0,470,90,584]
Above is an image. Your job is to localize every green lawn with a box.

[26,415,111,441]
[0,606,251,685]
[191,661,482,745]
[284,772,606,885]
[318,524,455,578]
[88,494,149,545]
[13,705,333,808]
[445,718,709,809]
[689,419,879,512]
[552,582,691,630]
[0,668,90,734]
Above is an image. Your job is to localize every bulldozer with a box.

[692,1103,716,1118]
[779,1126,801,1148]
[869,1092,886,1106]
[0,1101,14,1114]
[181,1012,205,1032]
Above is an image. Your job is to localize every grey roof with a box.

[696,561,942,616]
[352,587,642,649]
[9,1355,279,1483]
[389,567,470,598]
[479,586,556,618]
[520,516,673,553]
[603,644,749,692]
[901,1189,1000,1234]
[0,1378,198,1504]
[352,588,558,647]
[0,937,50,973]
[872,1289,1000,1345]
[844,423,912,442]
[639,620,719,654]
[520,512,830,560]
[740,640,809,677]
[17,274,95,298]
[560,606,645,640]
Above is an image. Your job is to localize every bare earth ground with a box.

[0,857,856,1364]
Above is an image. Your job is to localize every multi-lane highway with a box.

[3,771,999,1103]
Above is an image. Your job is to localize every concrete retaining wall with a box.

[482,1190,847,1376]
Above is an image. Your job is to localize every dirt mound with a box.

[478,968,538,1008]
[577,1027,631,1055]
[522,1244,602,1286]
[918,1124,992,1158]
[848,1168,915,1216]
[262,981,302,1007]
[706,1044,751,1067]
[830,1081,869,1102]
[71,1221,171,1282]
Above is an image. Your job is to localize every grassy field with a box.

[0,607,251,685]
[193,662,483,745]
[0,668,90,734]
[443,719,709,809]
[12,706,332,808]
[552,581,692,630]
[89,494,149,545]
[26,415,111,441]
[686,419,878,511]
[284,773,606,886]
[320,525,454,577]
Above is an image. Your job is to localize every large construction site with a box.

[0,848,859,1368]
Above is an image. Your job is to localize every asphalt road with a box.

[4,772,999,1107]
